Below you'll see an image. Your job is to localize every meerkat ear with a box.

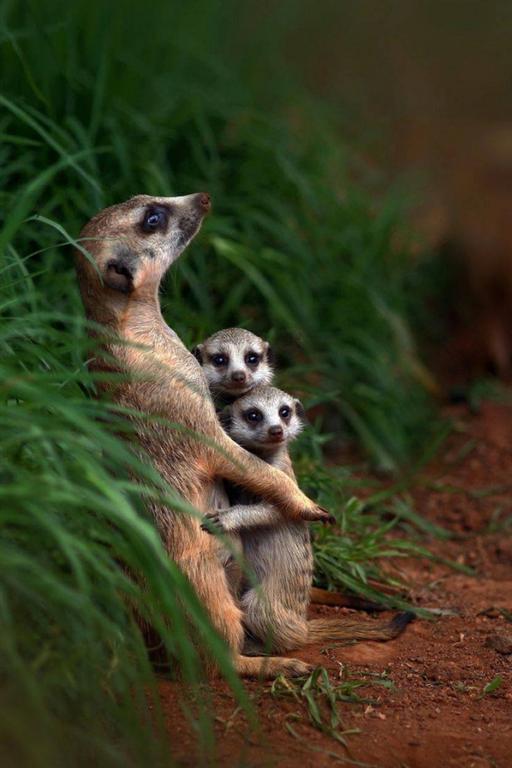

[219,405,232,430]
[192,344,204,364]
[294,399,307,421]
[264,342,274,365]
[104,258,134,294]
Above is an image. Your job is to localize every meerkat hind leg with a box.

[241,588,309,653]
[203,503,282,534]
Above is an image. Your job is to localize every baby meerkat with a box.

[203,385,413,653]
[192,328,273,404]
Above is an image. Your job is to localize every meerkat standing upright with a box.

[202,385,413,653]
[74,193,332,679]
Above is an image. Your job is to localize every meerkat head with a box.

[221,385,305,453]
[75,193,211,313]
[192,328,274,398]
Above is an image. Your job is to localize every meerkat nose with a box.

[268,425,283,437]
[231,371,246,383]
[195,192,211,213]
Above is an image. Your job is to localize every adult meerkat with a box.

[192,327,273,406]
[74,192,332,679]
[203,385,413,653]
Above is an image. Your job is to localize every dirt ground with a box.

[158,400,512,768]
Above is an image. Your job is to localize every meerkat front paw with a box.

[201,511,222,534]
[201,510,233,534]
[301,505,335,524]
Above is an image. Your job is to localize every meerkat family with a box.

[197,328,413,652]
[74,193,411,677]
[74,193,333,680]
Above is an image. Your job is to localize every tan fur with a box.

[74,193,332,678]
[203,385,413,653]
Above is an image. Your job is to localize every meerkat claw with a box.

[201,513,222,534]
[301,506,335,523]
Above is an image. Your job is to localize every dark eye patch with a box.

[244,408,263,424]
[140,204,171,234]
[245,351,260,367]
[279,405,291,420]
[211,353,228,367]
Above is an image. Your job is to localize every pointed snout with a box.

[268,425,283,439]
[157,192,211,216]
[194,192,211,214]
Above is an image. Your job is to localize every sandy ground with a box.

[158,400,512,768]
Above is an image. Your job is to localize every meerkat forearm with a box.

[211,437,327,522]
[206,503,282,533]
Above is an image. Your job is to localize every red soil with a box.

[159,400,512,768]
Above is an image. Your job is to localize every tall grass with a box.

[0,285,249,765]
[0,1,439,471]
[1,1,441,764]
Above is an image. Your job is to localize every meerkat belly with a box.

[241,521,313,606]
[210,479,243,571]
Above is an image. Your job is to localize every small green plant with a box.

[271,666,393,745]
[480,676,503,698]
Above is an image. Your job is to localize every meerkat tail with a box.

[309,586,386,613]
[306,611,415,643]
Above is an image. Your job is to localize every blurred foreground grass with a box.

[0,1,444,765]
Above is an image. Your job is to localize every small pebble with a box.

[486,631,512,655]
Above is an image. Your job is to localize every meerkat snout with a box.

[196,192,211,212]
[193,327,274,400]
[231,370,247,384]
[268,424,284,440]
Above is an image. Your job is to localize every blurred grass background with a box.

[0,0,461,765]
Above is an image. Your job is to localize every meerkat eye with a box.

[141,205,170,233]
[211,354,228,367]
[279,405,291,419]
[244,408,263,423]
[245,351,260,366]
